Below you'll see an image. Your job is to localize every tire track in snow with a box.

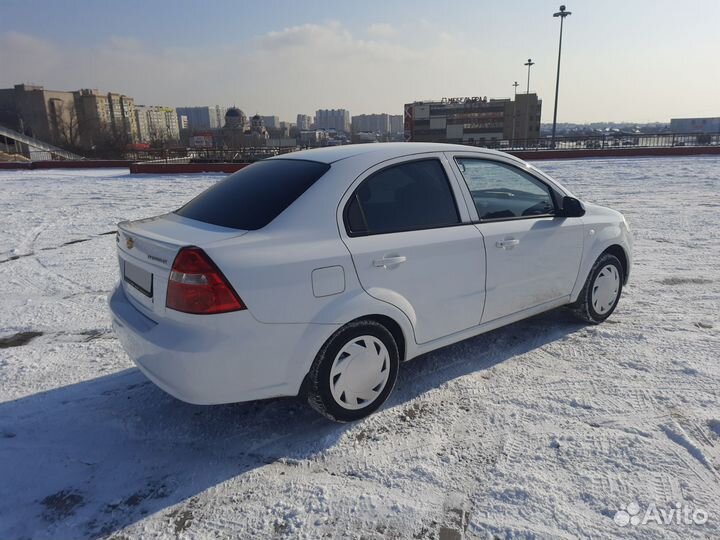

[652,473,683,505]
[0,231,115,264]
[172,461,447,539]
[439,320,566,538]
[662,416,720,477]
[650,419,720,513]
[4,242,112,319]
[0,225,44,259]
[11,257,88,309]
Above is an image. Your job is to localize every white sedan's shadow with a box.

[0,309,584,539]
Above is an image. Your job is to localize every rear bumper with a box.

[108,283,332,405]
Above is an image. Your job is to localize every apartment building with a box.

[135,105,180,143]
[315,109,350,133]
[176,106,229,130]
[351,113,390,134]
[296,114,313,130]
[0,84,79,146]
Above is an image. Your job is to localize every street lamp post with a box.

[511,81,519,145]
[524,59,534,95]
[551,5,572,149]
[523,59,534,147]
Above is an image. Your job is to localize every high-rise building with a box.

[389,115,403,134]
[403,94,541,144]
[176,106,229,130]
[277,121,292,137]
[213,106,229,129]
[135,106,150,142]
[0,84,79,147]
[162,107,180,140]
[261,115,280,129]
[351,113,391,134]
[72,89,138,148]
[296,114,313,130]
[106,92,139,142]
[315,109,350,133]
[510,94,542,141]
[135,105,180,142]
[74,89,112,148]
[176,106,206,129]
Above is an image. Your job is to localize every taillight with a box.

[166,247,245,314]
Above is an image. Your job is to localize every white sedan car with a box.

[110,143,632,421]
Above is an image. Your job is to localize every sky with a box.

[1,0,719,123]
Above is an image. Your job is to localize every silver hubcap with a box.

[330,335,390,410]
[592,264,620,314]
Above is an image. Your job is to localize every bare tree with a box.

[49,101,81,150]
[86,122,135,159]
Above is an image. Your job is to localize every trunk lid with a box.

[116,213,247,319]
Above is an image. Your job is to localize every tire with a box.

[306,319,399,422]
[570,252,624,324]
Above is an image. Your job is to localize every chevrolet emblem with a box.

[126,237,134,249]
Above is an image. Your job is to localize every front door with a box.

[479,218,583,321]
[450,156,584,322]
[341,157,486,344]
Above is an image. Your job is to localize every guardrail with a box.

[122,133,719,162]
[467,132,720,151]
[125,147,297,163]
[3,131,717,169]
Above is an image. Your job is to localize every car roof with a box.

[271,142,512,164]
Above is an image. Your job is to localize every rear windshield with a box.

[175,159,330,230]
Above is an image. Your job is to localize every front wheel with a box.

[570,253,623,324]
[306,320,399,422]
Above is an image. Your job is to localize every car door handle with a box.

[496,238,520,249]
[373,255,407,268]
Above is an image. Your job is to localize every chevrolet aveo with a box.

[110,143,632,422]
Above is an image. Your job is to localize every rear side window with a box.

[345,159,460,236]
[176,159,330,230]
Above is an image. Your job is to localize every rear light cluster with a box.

[166,247,245,314]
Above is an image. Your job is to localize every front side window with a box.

[455,158,555,220]
[345,159,460,235]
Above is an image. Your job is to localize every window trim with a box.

[343,157,463,237]
[452,156,562,223]
[345,192,369,234]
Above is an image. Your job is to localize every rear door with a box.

[340,155,486,344]
[448,155,584,322]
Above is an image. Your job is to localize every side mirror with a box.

[559,196,585,217]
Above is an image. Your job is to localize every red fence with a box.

[129,162,250,174]
[0,160,132,170]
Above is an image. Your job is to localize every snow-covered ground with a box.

[0,157,718,539]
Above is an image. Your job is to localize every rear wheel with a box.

[306,320,399,422]
[571,252,623,324]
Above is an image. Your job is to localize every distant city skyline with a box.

[2,0,719,123]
